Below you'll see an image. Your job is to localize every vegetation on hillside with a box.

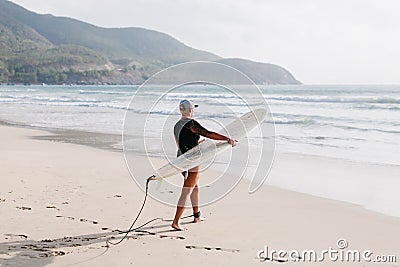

[0,0,300,85]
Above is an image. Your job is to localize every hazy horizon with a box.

[9,0,400,85]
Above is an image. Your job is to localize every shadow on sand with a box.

[0,222,186,267]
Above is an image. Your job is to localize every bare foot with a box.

[171,223,186,231]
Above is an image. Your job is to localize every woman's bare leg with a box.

[191,183,204,223]
[172,169,200,230]
[190,184,199,215]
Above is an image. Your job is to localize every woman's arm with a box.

[190,120,238,146]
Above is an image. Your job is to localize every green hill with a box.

[217,58,299,85]
[0,0,300,85]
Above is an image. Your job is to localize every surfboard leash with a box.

[105,175,195,246]
[106,175,155,246]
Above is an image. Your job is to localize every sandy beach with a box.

[1,124,399,267]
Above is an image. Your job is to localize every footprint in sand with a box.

[56,215,74,220]
[39,251,66,258]
[55,215,98,225]
[16,206,31,211]
[46,205,60,211]
[185,245,239,253]
[159,235,185,240]
[101,227,120,232]
[79,218,98,224]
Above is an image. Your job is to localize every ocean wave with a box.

[271,118,316,126]
[164,92,239,100]
[266,95,400,105]
[140,92,400,108]
[0,89,23,92]
[332,124,400,134]
[275,135,366,142]
[0,100,127,110]
[124,108,236,120]
[0,94,31,99]
[34,96,101,103]
[271,113,400,134]
[0,99,19,103]
[273,112,399,127]
[78,90,130,95]
[0,94,101,103]
[77,103,128,109]
[353,103,400,111]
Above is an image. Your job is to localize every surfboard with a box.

[149,108,267,180]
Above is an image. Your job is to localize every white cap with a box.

[179,99,198,110]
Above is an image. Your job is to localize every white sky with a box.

[10,0,400,84]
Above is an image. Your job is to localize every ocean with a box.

[1,84,399,165]
[1,84,399,215]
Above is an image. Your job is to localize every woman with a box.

[172,99,237,231]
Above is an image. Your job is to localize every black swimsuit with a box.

[173,118,211,156]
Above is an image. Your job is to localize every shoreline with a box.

[1,123,399,266]
[0,119,122,152]
[2,118,400,218]
[2,117,399,168]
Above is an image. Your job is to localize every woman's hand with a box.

[228,138,238,147]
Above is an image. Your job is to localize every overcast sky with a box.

[10,0,400,84]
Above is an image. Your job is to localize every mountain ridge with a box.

[0,0,301,85]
